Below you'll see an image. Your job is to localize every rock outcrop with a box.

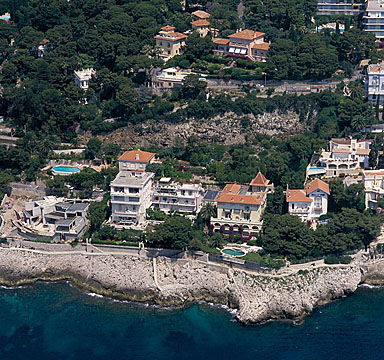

[0,249,368,324]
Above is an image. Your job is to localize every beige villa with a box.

[154,25,188,62]
[191,19,211,37]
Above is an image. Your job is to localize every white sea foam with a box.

[359,283,383,289]
[85,292,104,298]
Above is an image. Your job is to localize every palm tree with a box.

[351,115,366,131]
[200,203,217,227]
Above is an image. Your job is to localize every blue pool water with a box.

[52,166,81,174]
[309,167,326,171]
[1,282,384,359]
[222,248,246,256]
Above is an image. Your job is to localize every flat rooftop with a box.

[111,171,154,187]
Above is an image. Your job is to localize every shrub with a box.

[324,255,340,264]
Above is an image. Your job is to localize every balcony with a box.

[290,208,310,214]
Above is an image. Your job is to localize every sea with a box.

[0,282,383,360]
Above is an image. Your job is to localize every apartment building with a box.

[152,177,204,213]
[211,172,272,238]
[286,179,330,222]
[362,170,384,209]
[110,150,156,227]
[363,0,384,39]
[154,25,188,62]
[366,64,384,104]
[317,0,365,15]
[212,29,270,62]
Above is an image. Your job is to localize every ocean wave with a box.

[0,285,27,290]
[85,292,104,298]
[359,283,384,289]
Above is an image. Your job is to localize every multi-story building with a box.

[362,169,384,209]
[286,179,330,222]
[21,197,89,241]
[152,67,192,89]
[308,138,372,178]
[152,177,204,213]
[110,150,156,227]
[363,0,384,39]
[191,19,210,37]
[154,25,188,62]
[74,68,95,90]
[212,29,270,62]
[366,64,384,104]
[211,172,272,238]
[317,0,365,15]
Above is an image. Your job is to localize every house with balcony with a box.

[21,197,89,241]
[308,138,372,178]
[212,29,270,62]
[111,150,156,227]
[152,67,192,89]
[152,177,204,213]
[362,170,384,209]
[363,0,384,39]
[366,64,384,104]
[191,19,211,37]
[154,25,188,62]
[211,172,272,238]
[317,0,365,15]
[286,179,330,222]
[74,68,95,90]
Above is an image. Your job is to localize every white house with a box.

[363,0,384,39]
[366,64,384,104]
[74,68,96,90]
[152,177,204,213]
[110,150,156,227]
[152,68,192,89]
[37,39,50,57]
[362,170,384,209]
[286,178,330,221]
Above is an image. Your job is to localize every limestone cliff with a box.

[0,249,365,324]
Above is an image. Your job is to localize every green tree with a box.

[199,203,217,227]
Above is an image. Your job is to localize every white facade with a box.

[317,0,364,15]
[111,171,154,226]
[152,178,204,213]
[152,68,192,89]
[286,179,330,222]
[366,64,384,104]
[362,170,384,209]
[364,0,384,39]
[315,138,372,177]
[74,68,95,90]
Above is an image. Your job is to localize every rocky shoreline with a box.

[0,248,382,324]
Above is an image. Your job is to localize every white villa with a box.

[308,138,372,178]
[366,64,384,104]
[110,150,156,227]
[74,68,96,90]
[152,177,204,213]
[152,67,192,90]
[211,172,272,238]
[286,179,330,222]
[362,170,384,209]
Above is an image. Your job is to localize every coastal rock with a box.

[0,249,364,324]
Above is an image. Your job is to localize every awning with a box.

[235,48,240,54]
[229,47,235,53]
[240,48,247,55]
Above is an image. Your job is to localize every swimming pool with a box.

[52,166,81,175]
[309,167,325,171]
[222,248,246,257]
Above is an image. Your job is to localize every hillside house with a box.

[362,170,384,209]
[154,25,188,62]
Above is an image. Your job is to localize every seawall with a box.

[0,248,371,324]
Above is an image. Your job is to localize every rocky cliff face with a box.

[97,110,306,147]
[0,249,364,324]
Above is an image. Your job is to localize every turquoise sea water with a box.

[1,282,384,360]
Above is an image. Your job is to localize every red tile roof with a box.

[191,10,211,19]
[161,25,175,31]
[228,29,265,40]
[286,189,312,203]
[216,192,263,205]
[118,150,155,163]
[305,179,330,195]
[191,19,210,27]
[155,32,188,41]
[221,183,242,194]
[252,42,270,51]
[249,172,269,187]
[39,39,50,45]
[212,38,230,45]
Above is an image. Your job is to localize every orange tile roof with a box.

[221,183,242,194]
[161,25,175,31]
[191,19,210,27]
[155,32,188,41]
[228,29,265,40]
[249,172,269,186]
[356,148,371,155]
[212,38,230,45]
[286,189,312,203]
[39,39,50,45]
[191,10,211,19]
[305,179,330,195]
[368,64,384,73]
[216,192,263,205]
[118,150,155,163]
[252,42,270,51]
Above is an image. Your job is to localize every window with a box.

[160,41,162,45]
[314,197,321,207]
